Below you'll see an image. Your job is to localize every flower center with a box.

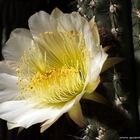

[17,31,89,106]
[30,68,83,104]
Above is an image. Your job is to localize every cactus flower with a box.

[0,8,107,132]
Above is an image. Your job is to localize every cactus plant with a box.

[77,0,140,139]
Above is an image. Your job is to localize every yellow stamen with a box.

[17,31,89,107]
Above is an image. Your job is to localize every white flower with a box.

[0,8,107,132]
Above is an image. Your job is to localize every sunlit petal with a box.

[0,61,16,75]
[2,28,32,69]
[51,8,63,18]
[0,73,18,102]
[29,11,57,37]
[0,8,108,131]
[89,17,100,47]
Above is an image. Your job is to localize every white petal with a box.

[0,98,77,130]
[85,49,107,93]
[85,76,100,93]
[87,49,108,81]
[0,61,16,75]
[41,96,85,133]
[90,49,108,81]
[40,116,59,133]
[0,79,86,130]
[4,60,19,71]
[57,12,88,32]
[83,24,97,55]
[89,17,100,47]
[7,107,61,129]
[0,100,30,122]
[40,92,85,133]
[51,8,63,18]
[0,90,18,103]
[2,28,32,68]
[57,12,98,57]
[28,11,57,37]
[56,12,93,50]
[0,73,18,102]
[0,73,18,89]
